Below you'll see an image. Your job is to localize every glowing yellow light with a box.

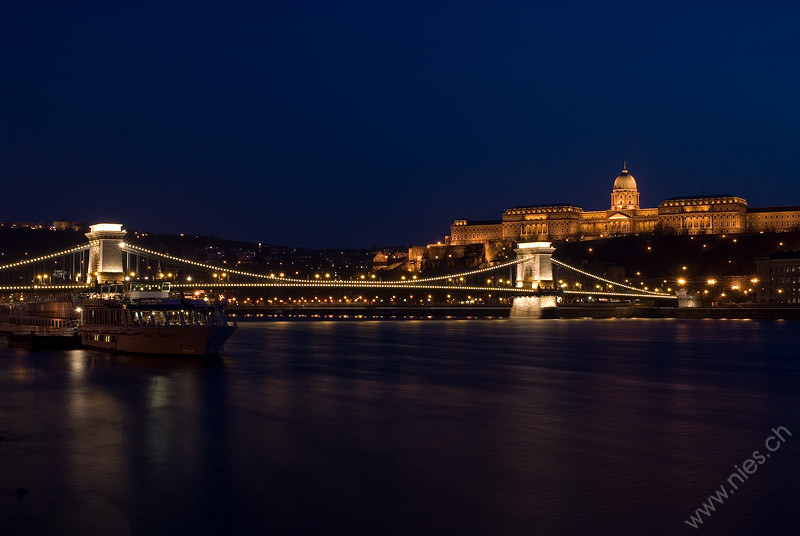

[91,223,123,233]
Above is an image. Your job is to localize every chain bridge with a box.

[0,223,678,317]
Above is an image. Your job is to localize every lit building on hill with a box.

[446,166,800,245]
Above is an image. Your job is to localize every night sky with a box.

[1,2,798,247]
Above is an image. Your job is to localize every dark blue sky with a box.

[1,1,798,247]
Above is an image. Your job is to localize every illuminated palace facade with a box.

[448,167,800,245]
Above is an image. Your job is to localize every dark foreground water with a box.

[1,319,799,535]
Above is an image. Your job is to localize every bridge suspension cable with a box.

[395,257,526,283]
[552,259,670,297]
[122,243,526,285]
[0,244,91,272]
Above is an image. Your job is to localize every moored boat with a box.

[78,282,237,356]
[0,299,81,349]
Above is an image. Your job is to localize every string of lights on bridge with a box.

[121,243,528,286]
[561,290,674,300]
[0,284,90,291]
[551,259,670,297]
[0,244,90,272]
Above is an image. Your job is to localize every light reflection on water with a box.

[0,319,798,535]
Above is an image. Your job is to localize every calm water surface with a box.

[1,319,799,535]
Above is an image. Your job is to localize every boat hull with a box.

[80,325,237,356]
[6,333,81,350]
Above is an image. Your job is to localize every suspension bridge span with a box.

[0,223,678,317]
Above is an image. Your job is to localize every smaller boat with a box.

[78,282,237,356]
[0,300,81,349]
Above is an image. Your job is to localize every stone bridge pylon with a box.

[86,223,126,284]
[510,241,558,318]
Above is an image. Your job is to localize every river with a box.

[1,319,798,535]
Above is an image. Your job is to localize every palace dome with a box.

[613,168,637,190]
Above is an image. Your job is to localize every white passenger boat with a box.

[79,282,237,356]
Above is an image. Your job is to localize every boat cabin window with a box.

[129,282,171,292]
[152,311,167,327]
[166,310,181,326]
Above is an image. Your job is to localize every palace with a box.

[447,167,800,245]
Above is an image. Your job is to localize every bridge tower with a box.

[85,223,126,284]
[510,241,558,318]
[514,241,555,289]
